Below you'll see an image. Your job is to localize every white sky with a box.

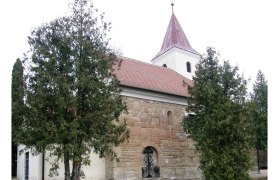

[0,0,279,178]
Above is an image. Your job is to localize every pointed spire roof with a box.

[153,10,199,60]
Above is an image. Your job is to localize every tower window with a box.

[186,62,191,73]
[163,64,167,68]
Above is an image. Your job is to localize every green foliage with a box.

[12,58,25,142]
[18,0,129,179]
[183,47,253,180]
[12,58,25,176]
[250,71,267,151]
[249,71,267,171]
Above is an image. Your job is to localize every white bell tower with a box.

[151,3,200,80]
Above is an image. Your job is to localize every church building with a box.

[17,4,202,180]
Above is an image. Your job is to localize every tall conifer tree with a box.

[251,71,267,171]
[19,0,129,179]
[12,58,25,177]
[183,47,253,179]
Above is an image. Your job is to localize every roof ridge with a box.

[118,56,172,70]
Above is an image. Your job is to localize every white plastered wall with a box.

[152,47,201,80]
[44,151,105,180]
[17,145,106,180]
[17,145,43,180]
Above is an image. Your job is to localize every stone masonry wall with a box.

[106,96,201,180]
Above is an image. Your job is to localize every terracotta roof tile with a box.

[113,57,193,97]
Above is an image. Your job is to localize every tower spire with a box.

[152,4,200,60]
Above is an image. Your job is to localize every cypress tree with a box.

[183,47,253,179]
[250,71,268,171]
[11,58,25,177]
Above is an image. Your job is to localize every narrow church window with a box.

[25,152,29,180]
[186,62,191,73]
[142,146,160,178]
[163,64,167,68]
[167,111,172,125]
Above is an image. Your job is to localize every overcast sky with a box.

[1,0,278,88]
[0,0,278,177]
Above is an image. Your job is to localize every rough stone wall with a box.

[106,96,201,180]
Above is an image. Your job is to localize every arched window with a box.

[167,111,172,125]
[186,62,191,73]
[142,146,160,178]
[163,64,167,68]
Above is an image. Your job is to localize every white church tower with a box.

[151,3,200,80]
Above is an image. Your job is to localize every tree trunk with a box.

[71,136,84,180]
[71,160,82,180]
[64,148,71,180]
[256,148,260,173]
[64,159,71,180]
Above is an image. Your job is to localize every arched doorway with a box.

[142,146,160,178]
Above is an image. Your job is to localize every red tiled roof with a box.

[153,12,199,60]
[113,57,193,97]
